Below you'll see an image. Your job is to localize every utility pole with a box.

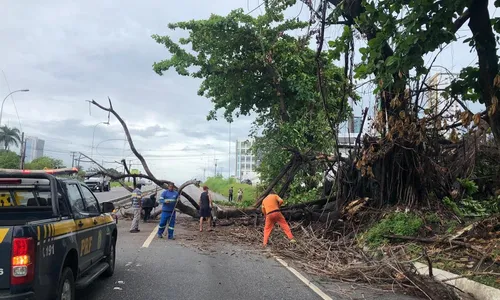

[19,132,25,169]
[76,154,81,170]
[228,122,231,179]
[128,160,132,183]
[70,152,76,168]
[214,159,218,176]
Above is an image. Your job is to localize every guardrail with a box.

[106,186,158,203]
[107,187,158,207]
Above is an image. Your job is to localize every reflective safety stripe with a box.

[159,225,166,228]
[165,199,176,202]
[168,226,175,230]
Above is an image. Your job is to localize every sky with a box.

[0,0,495,183]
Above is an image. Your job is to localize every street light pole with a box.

[90,121,109,159]
[0,89,29,126]
[228,122,231,179]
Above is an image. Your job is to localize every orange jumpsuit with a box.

[261,194,294,246]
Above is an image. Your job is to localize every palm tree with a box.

[0,125,21,150]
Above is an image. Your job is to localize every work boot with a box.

[130,229,140,233]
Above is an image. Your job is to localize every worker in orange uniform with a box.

[261,190,296,247]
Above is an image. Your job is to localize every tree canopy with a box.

[25,156,65,170]
[0,125,21,151]
[0,150,20,169]
[153,3,357,199]
[152,5,350,125]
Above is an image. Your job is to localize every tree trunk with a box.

[468,0,500,151]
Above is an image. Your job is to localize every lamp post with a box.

[90,122,109,159]
[0,89,29,126]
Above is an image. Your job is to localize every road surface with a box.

[86,185,419,300]
[76,219,321,300]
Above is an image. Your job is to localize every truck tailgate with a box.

[0,227,13,289]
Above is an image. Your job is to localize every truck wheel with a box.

[102,236,116,277]
[56,267,75,300]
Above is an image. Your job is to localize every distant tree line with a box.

[0,125,65,170]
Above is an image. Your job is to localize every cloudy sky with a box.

[0,1,493,183]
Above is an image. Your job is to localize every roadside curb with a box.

[413,262,500,300]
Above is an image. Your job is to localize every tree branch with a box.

[454,9,470,32]
[89,97,201,209]
[79,152,133,192]
[91,97,162,187]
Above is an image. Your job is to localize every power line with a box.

[247,0,266,14]
[38,136,226,153]
[41,147,222,160]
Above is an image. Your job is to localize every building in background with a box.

[24,136,45,163]
[426,73,460,118]
[235,139,260,185]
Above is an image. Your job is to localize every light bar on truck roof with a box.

[0,167,79,176]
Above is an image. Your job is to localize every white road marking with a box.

[274,256,332,300]
[142,225,159,248]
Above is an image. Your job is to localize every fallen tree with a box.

[87,98,338,221]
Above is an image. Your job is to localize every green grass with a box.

[204,176,257,207]
[360,212,424,248]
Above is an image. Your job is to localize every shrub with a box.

[362,212,424,247]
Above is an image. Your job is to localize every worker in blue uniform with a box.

[157,183,179,239]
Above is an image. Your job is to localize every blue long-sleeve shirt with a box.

[159,190,179,212]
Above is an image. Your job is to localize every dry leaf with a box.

[473,113,481,125]
[489,96,498,116]
[494,74,500,88]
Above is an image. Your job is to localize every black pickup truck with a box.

[0,169,117,300]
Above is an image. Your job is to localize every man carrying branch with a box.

[261,190,296,247]
[157,183,179,239]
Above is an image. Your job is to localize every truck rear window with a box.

[0,189,56,208]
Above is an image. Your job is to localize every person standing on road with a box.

[130,183,143,233]
[261,190,296,247]
[237,188,243,202]
[142,194,155,223]
[157,183,179,239]
[228,187,234,202]
[199,186,213,232]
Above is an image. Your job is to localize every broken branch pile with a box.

[177,216,472,300]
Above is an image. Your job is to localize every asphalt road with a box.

[76,219,321,300]
[81,185,419,300]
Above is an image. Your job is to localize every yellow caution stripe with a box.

[0,228,9,243]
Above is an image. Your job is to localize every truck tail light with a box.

[11,237,35,285]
